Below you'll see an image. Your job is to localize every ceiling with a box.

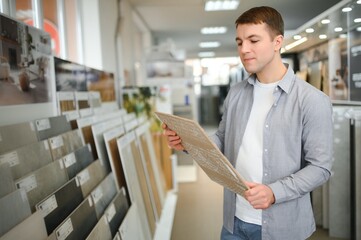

[127,0,351,59]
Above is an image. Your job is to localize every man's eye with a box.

[251,40,259,43]
[237,42,242,46]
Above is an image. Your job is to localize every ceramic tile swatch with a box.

[91,173,117,219]
[54,196,98,240]
[34,115,71,141]
[15,159,68,212]
[0,122,37,154]
[0,189,31,236]
[118,204,145,240]
[0,164,16,198]
[63,144,94,179]
[0,211,47,240]
[85,215,112,240]
[48,129,84,160]
[36,178,84,235]
[106,188,129,237]
[76,159,108,198]
[0,140,52,180]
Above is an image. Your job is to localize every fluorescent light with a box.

[321,19,330,24]
[319,34,327,39]
[284,37,308,51]
[339,34,347,38]
[342,7,352,12]
[305,28,314,33]
[205,0,239,11]
[293,35,302,40]
[198,52,215,57]
[199,41,221,48]
[354,18,361,23]
[201,27,227,34]
[357,27,361,32]
[334,27,343,32]
[357,0,361,4]
[280,48,286,54]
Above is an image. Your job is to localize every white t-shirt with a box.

[235,79,279,225]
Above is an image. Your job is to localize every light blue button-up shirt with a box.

[212,64,333,240]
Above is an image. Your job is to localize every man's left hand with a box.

[244,182,275,209]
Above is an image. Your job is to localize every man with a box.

[163,6,333,240]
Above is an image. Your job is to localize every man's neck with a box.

[256,58,287,84]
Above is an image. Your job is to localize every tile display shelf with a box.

[0,108,177,240]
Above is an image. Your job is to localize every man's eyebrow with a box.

[235,34,261,41]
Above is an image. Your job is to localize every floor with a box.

[170,126,347,240]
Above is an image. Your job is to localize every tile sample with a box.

[85,215,112,240]
[0,211,47,240]
[34,115,71,141]
[36,178,84,235]
[15,159,68,212]
[118,204,145,240]
[105,188,130,237]
[0,122,37,154]
[0,140,52,180]
[0,163,16,198]
[0,189,31,236]
[117,133,152,239]
[48,129,84,160]
[76,159,108,198]
[91,173,117,219]
[63,144,94,179]
[54,196,97,240]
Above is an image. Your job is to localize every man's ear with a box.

[274,35,283,52]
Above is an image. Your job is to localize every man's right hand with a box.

[162,123,185,151]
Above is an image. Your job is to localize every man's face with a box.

[235,23,282,74]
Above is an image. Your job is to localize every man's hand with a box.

[244,182,275,209]
[162,123,185,151]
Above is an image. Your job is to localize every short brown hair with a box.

[235,6,284,38]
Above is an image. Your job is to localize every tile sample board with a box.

[62,144,94,179]
[85,215,112,240]
[118,204,145,240]
[0,211,47,240]
[136,122,165,216]
[0,189,31,236]
[54,196,98,240]
[105,188,130,237]
[36,178,84,235]
[76,159,108,198]
[48,129,84,160]
[34,115,71,141]
[155,112,248,195]
[0,164,16,198]
[15,159,68,212]
[0,122,37,154]
[57,92,76,114]
[117,133,152,239]
[91,117,123,172]
[91,173,117,219]
[0,140,52,180]
[104,125,129,201]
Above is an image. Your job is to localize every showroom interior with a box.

[0,0,361,239]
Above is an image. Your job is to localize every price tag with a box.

[35,119,51,131]
[91,187,103,204]
[63,153,76,168]
[49,136,64,149]
[38,195,58,217]
[16,174,37,193]
[77,169,90,186]
[56,218,73,240]
[0,151,20,167]
[106,203,116,222]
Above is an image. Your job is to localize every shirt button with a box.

[263,220,267,224]
[275,87,279,90]
[264,173,268,176]
[274,103,277,106]
[265,124,269,128]
[265,149,268,152]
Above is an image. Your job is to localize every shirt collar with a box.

[246,63,295,94]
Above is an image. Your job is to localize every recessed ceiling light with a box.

[354,18,361,23]
[339,34,347,38]
[357,27,361,32]
[201,27,227,34]
[357,0,361,4]
[342,7,352,12]
[199,41,221,48]
[319,34,327,39]
[305,28,314,33]
[293,35,302,40]
[321,19,330,24]
[334,27,343,32]
[198,52,215,57]
[205,0,239,11]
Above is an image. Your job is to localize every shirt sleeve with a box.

[269,93,334,204]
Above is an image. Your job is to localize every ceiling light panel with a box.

[199,41,221,48]
[204,0,239,11]
[198,52,215,57]
[201,27,227,34]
